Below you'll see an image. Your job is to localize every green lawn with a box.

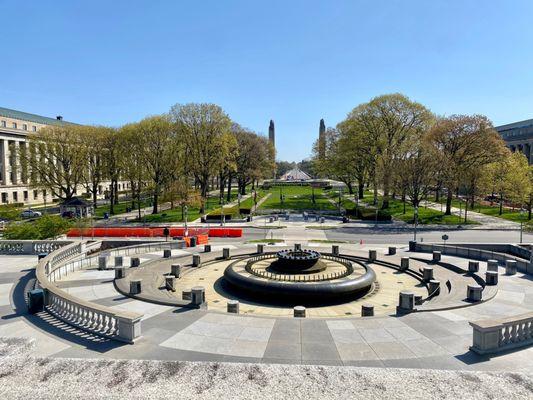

[140,194,238,223]
[436,198,529,223]
[259,186,337,211]
[95,199,152,218]
[342,190,474,225]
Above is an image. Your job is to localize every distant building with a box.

[495,118,533,164]
[0,106,129,206]
[318,119,326,160]
[268,120,275,149]
[280,168,312,181]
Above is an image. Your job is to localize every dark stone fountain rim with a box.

[277,249,320,261]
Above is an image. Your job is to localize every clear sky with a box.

[2,1,533,161]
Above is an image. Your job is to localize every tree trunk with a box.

[373,177,378,206]
[358,182,364,200]
[382,174,390,209]
[113,180,119,205]
[130,180,135,209]
[402,192,406,214]
[226,175,232,203]
[200,179,208,214]
[445,189,452,215]
[499,193,503,215]
[346,182,353,195]
[152,188,159,214]
[219,173,225,204]
[137,190,142,220]
[92,183,98,209]
[464,199,468,223]
[109,183,115,215]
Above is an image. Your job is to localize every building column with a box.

[0,139,7,185]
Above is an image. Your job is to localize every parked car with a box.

[61,211,75,219]
[20,209,42,219]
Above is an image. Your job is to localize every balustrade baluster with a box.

[503,326,511,344]
[511,324,518,343]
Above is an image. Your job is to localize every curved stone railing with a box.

[470,312,533,354]
[36,241,142,343]
[0,240,72,255]
[413,243,533,274]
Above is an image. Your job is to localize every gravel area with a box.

[0,338,531,399]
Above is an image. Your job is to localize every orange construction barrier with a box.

[67,227,242,238]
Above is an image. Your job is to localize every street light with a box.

[220,199,225,226]
[520,208,525,244]
[413,206,419,241]
[184,205,188,236]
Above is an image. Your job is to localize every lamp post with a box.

[414,206,419,241]
[184,205,188,237]
[220,199,225,227]
[520,208,525,244]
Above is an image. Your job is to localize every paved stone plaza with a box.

[0,237,533,375]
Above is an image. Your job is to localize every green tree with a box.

[347,94,433,209]
[170,103,233,213]
[134,115,181,214]
[20,125,87,201]
[428,115,507,215]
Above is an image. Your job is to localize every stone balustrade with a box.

[36,241,144,343]
[0,240,71,255]
[413,243,533,274]
[470,312,533,354]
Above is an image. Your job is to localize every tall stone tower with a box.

[268,119,275,149]
[318,118,326,160]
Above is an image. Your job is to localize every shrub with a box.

[36,215,72,239]
[239,208,251,215]
[0,205,21,221]
[345,206,392,221]
[3,223,41,240]
[3,215,72,240]
[358,207,391,221]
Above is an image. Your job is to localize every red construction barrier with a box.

[67,227,242,238]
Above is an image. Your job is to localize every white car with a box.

[20,209,42,219]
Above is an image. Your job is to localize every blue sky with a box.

[2,1,533,161]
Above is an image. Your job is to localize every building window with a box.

[33,190,38,200]
[13,192,18,202]
[32,126,37,132]
[1,121,5,127]
[23,191,28,201]
[1,193,6,203]
[23,124,27,131]
[12,122,17,129]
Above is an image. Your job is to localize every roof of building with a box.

[0,106,75,126]
[280,168,312,181]
[60,197,92,207]
[495,118,533,132]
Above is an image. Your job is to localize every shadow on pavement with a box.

[10,269,127,353]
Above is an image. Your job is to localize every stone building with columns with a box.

[0,106,128,206]
[495,118,533,164]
